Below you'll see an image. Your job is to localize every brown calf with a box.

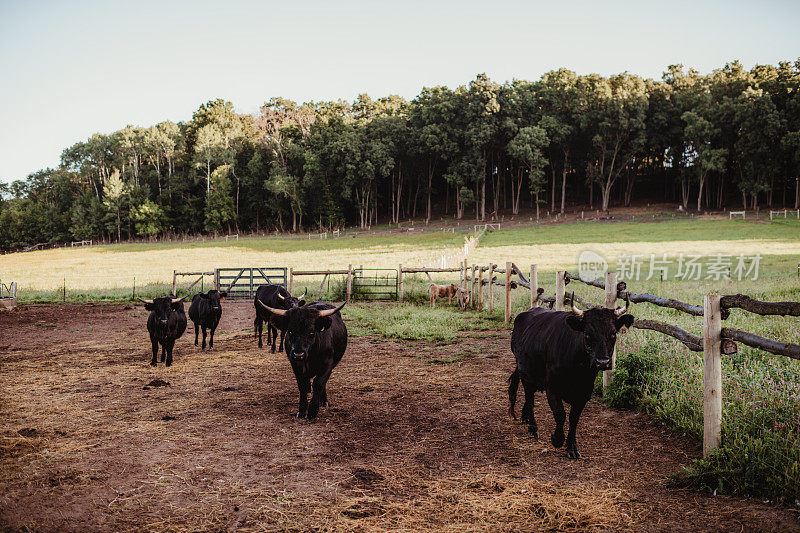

[429,283,471,310]
[429,283,458,307]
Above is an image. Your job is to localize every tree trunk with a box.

[550,167,556,212]
[697,173,706,212]
[560,165,568,214]
[795,177,800,210]
[426,158,433,224]
[480,153,486,221]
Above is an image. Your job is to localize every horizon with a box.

[2,0,799,184]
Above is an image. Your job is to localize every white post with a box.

[703,294,723,456]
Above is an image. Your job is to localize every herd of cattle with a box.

[136,285,634,458]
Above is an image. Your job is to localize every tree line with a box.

[1,59,799,250]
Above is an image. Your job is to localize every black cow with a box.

[254,284,306,352]
[188,290,227,350]
[256,299,347,419]
[139,295,188,367]
[508,294,634,459]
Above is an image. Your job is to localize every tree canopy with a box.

[2,59,800,250]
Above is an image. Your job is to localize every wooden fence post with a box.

[398,264,404,301]
[530,264,537,308]
[346,264,353,302]
[214,269,219,291]
[603,271,618,389]
[288,267,294,294]
[488,264,495,313]
[505,261,512,325]
[172,270,177,296]
[555,271,565,311]
[703,294,723,456]
[478,267,484,310]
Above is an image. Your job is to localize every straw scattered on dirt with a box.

[1,302,798,532]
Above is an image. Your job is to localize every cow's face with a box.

[283,307,333,362]
[276,288,305,310]
[145,297,180,325]
[566,308,634,371]
[199,290,227,311]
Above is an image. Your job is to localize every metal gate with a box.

[215,267,287,299]
[351,268,398,301]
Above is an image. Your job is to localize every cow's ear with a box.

[171,301,183,310]
[566,315,584,332]
[315,316,332,332]
[615,314,634,333]
[297,299,306,307]
[144,303,156,311]
[198,293,209,299]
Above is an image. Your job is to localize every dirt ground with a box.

[1,301,798,532]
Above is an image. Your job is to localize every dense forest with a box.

[1,60,800,250]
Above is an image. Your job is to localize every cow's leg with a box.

[565,402,587,459]
[165,339,174,367]
[265,318,272,349]
[279,329,286,352]
[321,385,329,408]
[520,378,538,439]
[160,342,166,363]
[209,326,215,349]
[307,370,333,419]
[201,326,207,350]
[270,322,278,353]
[546,390,566,449]
[194,323,199,346]
[150,337,158,366]
[296,377,310,418]
[254,317,262,346]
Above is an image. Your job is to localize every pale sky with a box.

[1,0,798,184]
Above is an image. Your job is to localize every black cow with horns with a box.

[256,299,347,419]
[508,293,634,459]
[138,295,188,366]
[188,289,227,350]
[254,284,306,352]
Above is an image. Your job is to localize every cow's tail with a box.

[507,368,520,419]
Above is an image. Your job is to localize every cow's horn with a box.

[171,295,188,304]
[137,297,154,305]
[276,292,286,301]
[297,287,308,299]
[614,294,630,316]
[570,292,584,317]
[256,299,288,316]
[317,301,346,317]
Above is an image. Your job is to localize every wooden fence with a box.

[397,261,800,457]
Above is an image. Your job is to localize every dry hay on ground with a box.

[0,302,798,532]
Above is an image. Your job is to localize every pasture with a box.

[1,216,800,530]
